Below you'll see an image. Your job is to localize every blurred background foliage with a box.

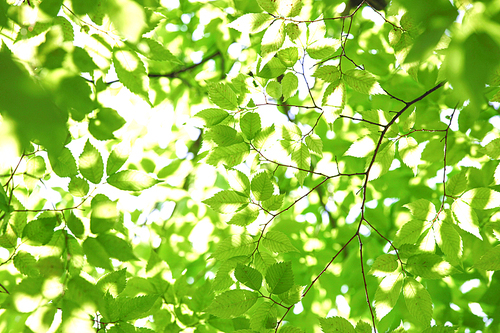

[0,0,500,332]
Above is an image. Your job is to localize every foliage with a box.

[1,0,500,332]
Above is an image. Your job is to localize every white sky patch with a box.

[359,224,371,236]
[460,279,480,293]
[293,301,304,314]
[336,295,350,317]
[362,7,385,26]
[345,203,361,224]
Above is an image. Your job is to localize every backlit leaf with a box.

[229,13,274,33]
[210,235,255,261]
[203,190,249,214]
[403,277,432,325]
[474,245,500,271]
[205,290,258,318]
[79,140,104,184]
[234,264,262,290]
[404,199,436,221]
[266,261,294,294]
[262,231,299,253]
[319,316,355,333]
[461,188,500,209]
[374,273,403,320]
[107,170,161,191]
[208,83,239,111]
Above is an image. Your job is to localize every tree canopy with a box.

[1,0,500,332]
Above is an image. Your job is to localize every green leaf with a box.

[322,81,346,123]
[285,23,301,40]
[280,326,305,333]
[97,268,127,296]
[208,83,239,111]
[210,234,255,261]
[234,264,262,290]
[207,125,244,147]
[67,211,85,239]
[474,245,500,271]
[97,233,137,261]
[90,194,119,234]
[344,69,384,95]
[113,48,150,103]
[319,316,355,333]
[40,0,63,16]
[403,277,432,326]
[307,38,340,60]
[79,140,104,184]
[203,190,248,214]
[256,0,279,14]
[435,219,462,267]
[106,144,130,175]
[107,170,161,191]
[367,141,395,181]
[305,134,323,157]
[262,230,299,253]
[227,169,251,195]
[72,46,98,73]
[23,217,56,245]
[407,254,454,279]
[460,187,500,209]
[452,199,481,239]
[266,261,294,294]
[118,294,159,320]
[369,254,398,277]
[253,125,276,149]
[250,301,277,331]
[355,321,372,333]
[54,16,74,41]
[68,176,89,197]
[83,237,113,271]
[89,108,126,140]
[374,273,403,320]
[261,21,286,55]
[212,258,242,291]
[227,206,260,226]
[195,108,230,127]
[205,290,258,319]
[394,220,425,247]
[404,199,436,221]
[282,72,299,101]
[24,155,46,188]
[48,147,78,178]
[277,285,303,306]
[421,326,457,333]
[14,251,40,277]
[257,57,286,79]
[485,137,500,159]
[241,112,262,140]
[277,47,299,67]
[229,13,274,33]
[140,38,181,63]
[251,172,274,201]
[206,142,250,167]
[291,143,310,186]
[262,194,285,211]
[266,80,282,100]
[312,65,341,83]
[105,0,147,43]
[446,170,468,196]
[398,136,422,175]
